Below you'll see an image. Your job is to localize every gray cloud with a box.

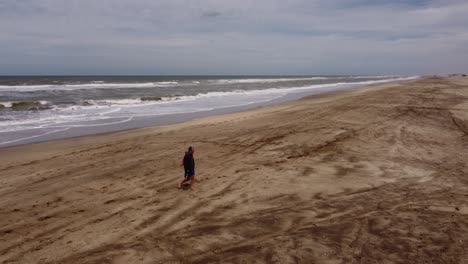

[202,11,221,18]
[0,0,467,75]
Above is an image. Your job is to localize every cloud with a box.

[0,0,467,75]
[202,11,221,18]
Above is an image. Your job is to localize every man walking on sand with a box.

[178,146,195,190]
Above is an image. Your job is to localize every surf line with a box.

[0,127,71,145]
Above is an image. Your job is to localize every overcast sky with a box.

[0,0,467,75]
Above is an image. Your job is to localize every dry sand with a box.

[1,76,468,263]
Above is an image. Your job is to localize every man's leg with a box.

[178,178,190,189]
[189,176,195,190]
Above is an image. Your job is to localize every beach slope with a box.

[1,77,468,263]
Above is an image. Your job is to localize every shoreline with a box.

[0,77,417,148]
[1,76,467,263]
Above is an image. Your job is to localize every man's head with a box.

[188,146,194,153]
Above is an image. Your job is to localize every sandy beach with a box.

[1,76,467,263]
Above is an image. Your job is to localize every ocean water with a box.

[0,75,417,147]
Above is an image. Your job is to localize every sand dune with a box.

[1,77,468,263]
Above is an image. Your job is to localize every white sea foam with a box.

[89,99,143,105]
[213,77,329,84]
[44,76,419,110]
[0,78,310,91]
[0,76,402,92]
[0,81,180,91]
[78,97,181,108]
[345,75,402,79]
[0,102,13,107]
[0,76,418,145]
[171,76,418,102]
[0,127,71,145]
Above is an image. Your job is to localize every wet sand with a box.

[1,76,467,263]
